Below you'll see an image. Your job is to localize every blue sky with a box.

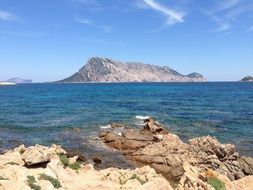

[0,0,252,82]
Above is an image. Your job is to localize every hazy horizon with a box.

[0,0,252,82]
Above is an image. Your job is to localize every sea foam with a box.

[100,125,111,129]
[135,115,150,120]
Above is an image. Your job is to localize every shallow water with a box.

[0,82,252,156]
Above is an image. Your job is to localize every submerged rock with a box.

[66,150,87,163]
[93,156,102,164]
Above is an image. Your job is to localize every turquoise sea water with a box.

[0,83,253,156]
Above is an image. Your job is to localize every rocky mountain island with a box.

[59,57,206,83]
[240,76,253,82]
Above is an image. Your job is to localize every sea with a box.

[0,82,253,159]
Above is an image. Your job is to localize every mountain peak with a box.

[59,57,206,83]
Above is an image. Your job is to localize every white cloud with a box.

[73,16,113,33]
[214,23,230,32]
[204,0,253,32]
[205,12,231,32]
[142,0,185,25]
[215,0,241,12]
[0,11,15,21]
[74,17,92,24]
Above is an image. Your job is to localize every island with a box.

[58,57,206,83]
[240,76,253,82]
[6,78,32,83]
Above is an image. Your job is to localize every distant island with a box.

[6,78,32,83]
[0,78,32,85]
[59,57,206,83]
[240,76,253,82]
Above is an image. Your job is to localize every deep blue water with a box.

[0,82,253,156]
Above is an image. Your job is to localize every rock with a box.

[93,156,102,164]
[100,119,253,185]
[103,132,124,143]
[232,175,253,189]
[0,144,175,190]
[189,136,244,180]
[22,145,51,166]
[153,134,164,142]
[189,136,238,161]
[176,163,214,190]
[122,139,149,150]
[73,127,82,134]
[99,130,108,138]
[122,129,154,141]
[239,156,253,175]
[143,118,167,134]
[48,144,66,155]
[111,123,124,129]
[66,150,87,163]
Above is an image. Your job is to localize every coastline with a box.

[1,118,253,190]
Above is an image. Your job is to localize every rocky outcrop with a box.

[1,144,252,190]
[240,76,253,82]
[100,118,253,186]
[0,144,173,190]
[59,57,206,83]
[1,127,253,190]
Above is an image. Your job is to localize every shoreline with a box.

[1,118,253,189]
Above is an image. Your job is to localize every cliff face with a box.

[59,57,206,83]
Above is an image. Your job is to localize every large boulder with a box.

[22,144,65,166]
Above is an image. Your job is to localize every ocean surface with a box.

[0,82,253,158]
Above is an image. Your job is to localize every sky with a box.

[0,0,252,82]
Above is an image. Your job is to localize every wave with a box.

[135,115,150,120]
[100,125,111,129]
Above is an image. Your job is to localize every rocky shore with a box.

[99,118,253,189]
[0,118,253,190]
[0,144,170,190]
